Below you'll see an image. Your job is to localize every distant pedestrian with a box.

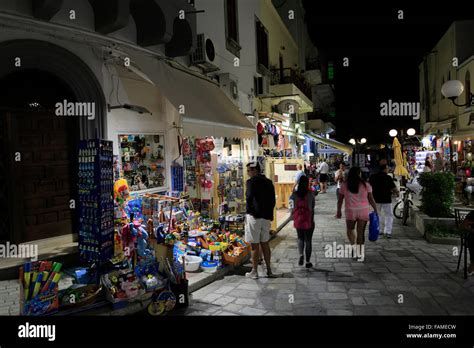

[245,161,276,279]
[293,163,306,192]
[317,158,329,193]
[423,160,432,173]
[336,167,378,261]
[334,162,347,216]
[434,152,444,172]
[369,164,399,238]
[290,176,315,268]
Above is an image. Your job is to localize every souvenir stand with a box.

[257,113,302,232]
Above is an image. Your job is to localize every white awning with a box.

[304,132,353,154]
[153,60,255,139]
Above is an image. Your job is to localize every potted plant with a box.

[415,172,458,243]
[418,172,455,218]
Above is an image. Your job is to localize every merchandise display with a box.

[17,134,252,317]
[19,261,62,316]
[119,134,166,191]
[78,139,114,263]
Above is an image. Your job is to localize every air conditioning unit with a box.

[254,76,270,96]
[219,73,239,105]
[190,34,220,73]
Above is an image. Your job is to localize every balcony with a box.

[270,67,312,100]
[258,67,313,114]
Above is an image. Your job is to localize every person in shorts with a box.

[318,159,329,193]
[336,167,378,261]
[245,161,276,279]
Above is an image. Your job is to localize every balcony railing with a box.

[270,67,312,101]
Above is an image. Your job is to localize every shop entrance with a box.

[0,70,79,243]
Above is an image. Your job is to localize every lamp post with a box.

[349,138,367,167]
[441,80,474,107]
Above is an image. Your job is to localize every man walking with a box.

[317,158,329,193]
[434,152,444,172]
[369,164,399,238]
[245,161,276,279]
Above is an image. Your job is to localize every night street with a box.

[1,0,474,345]
[178,188,474,316]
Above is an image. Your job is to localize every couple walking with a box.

[244,162,315,279]
[336,164,398,260]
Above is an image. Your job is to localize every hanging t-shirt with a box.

[257,122,264,135]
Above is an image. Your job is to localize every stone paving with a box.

[178,187,474,316]
[1,186,474,316]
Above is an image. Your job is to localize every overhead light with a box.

[407,128,416,136]
[442,79,473,107]
[29,102,41,108]
[389,129,398,137]
[349,138,356,145]
[360,138,367,144]
[108,104,152,115]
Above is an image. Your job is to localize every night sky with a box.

[302,2,474,145]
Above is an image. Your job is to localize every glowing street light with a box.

[407,128,416,136]
[389,129,398,137]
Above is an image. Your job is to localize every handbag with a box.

[368,212,380,241]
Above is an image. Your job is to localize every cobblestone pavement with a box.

[180,187,474,316]
[2,187,474,316]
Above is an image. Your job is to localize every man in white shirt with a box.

[317,159,330,193]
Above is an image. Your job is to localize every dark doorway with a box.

[0,70,79,243]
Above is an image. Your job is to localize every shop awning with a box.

[423,118,456,135]
[452,129,474,141]
[153,60,255,139]
[304,132,353,154]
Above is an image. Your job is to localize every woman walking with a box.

[336,167,378,261]
[290,175,315,268]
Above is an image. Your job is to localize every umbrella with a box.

[393,137,409,177]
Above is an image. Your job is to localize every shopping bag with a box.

[368,212,380,242]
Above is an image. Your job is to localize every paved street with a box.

[2,187,474,316]
[179,187,474,316]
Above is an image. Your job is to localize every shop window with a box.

[465,70,471,106]
[118,134,166,192]
[255,17,269,74]
[225,0,241,57]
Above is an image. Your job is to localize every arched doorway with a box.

[0,40,106,243]
[0,70,79,243]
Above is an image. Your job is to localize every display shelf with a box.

[78,139,114,263]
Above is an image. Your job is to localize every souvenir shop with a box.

[19,116,256,316]
[19,138,253,316]
[419,133,452,171]
[255,112,306,230]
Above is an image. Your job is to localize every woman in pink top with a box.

[336,167,378,260]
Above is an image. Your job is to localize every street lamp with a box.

[407,128,416,136]
[349,138,367,166]
[389,129,398,137]
[441,80,474,107]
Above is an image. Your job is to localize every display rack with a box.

[78,139,114,263]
